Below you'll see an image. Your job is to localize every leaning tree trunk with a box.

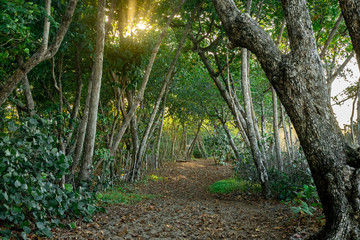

[213,0,360,239]
[338,0,360,71]
[186,120,203,161]
[79,0,106,181]
[0,0,78,106]
[109,0,185,157]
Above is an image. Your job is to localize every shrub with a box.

[209,178,261,194]
[0,116,102,239]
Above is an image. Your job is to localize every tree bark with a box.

[0,0,78,106]
[212,0,360,238]
[79,0,106,181]
[281,104,292,161]
[186,120,203,161]
[109,0,185,156]
[241,47,270,197]
[338,0,360,71]
[272,87,282,170]
[134,16,192,173]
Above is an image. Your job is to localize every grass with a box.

[147,174,168,181]
[99,186,159,205]
[209,178,262,194]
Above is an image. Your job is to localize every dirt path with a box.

[53,159,309,239]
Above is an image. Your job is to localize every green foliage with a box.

[100,186,158,205]
[209,178,261,194]
[285,184,321,216]
[0,117,102,239]
[233,153,314,200]
[204,129,231,164]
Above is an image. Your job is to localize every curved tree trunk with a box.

[0,0,78,106]
[212,0,360,238]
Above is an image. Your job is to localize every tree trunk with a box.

[241,47,270,197]
[0,0,78,106]
[79,0,106,181]
[109,0,185,156]
[212,0,360,238]
[338,0,360,71]
[272,87,282,170]
[186,120,203,161]
[281,104,292,161]
[134,15,192,173]
[223,122,242,163]
[155,108,165,169]
[16,56,35,116]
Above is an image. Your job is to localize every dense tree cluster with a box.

[0,0,359,239]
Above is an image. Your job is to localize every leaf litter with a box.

[52,159,321,239]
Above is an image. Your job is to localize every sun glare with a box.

[136,21,147,30]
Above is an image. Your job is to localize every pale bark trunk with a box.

[134,17,191,171]
[196,50,250,146]
[223,122,242,163]
[155,108,165,169]
[199,137,208,159]
[79,0,106,181]
[212,0,360,238]
[241,48,270,197]
[350,93,357,145]
[186,120,203,160]
[70,79,92,175]
[288,117,296,161]
[281,104,292,161]
[16,56,35,116]
[109,0,185,156]
[0,0,78,106]
[272,87,282,170]
[260,99,265,138]
[319,14,343,60]
[182,123,187,158]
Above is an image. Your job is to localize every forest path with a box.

[53,159,307,239]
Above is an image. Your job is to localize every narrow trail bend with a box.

[53,159,303,239]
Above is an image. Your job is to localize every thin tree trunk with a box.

[319,14,343,60]
[79,0,106,181]
[134,16,192,172]
[338,0,360,72]
[109,0,185,156]
[0,0,78,106]
[281,104,292,161]
[272,87,282,170]
[223,122,242,163]
[70,79,93,176]
[155,108,165,169]
[186,120,203,160]
[242,47,270,197]
[16,56,35,116]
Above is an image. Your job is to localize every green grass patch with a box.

[209,178,262,194]
[148,174,167,181]
[99,187,159,205]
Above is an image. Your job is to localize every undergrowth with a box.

[209,178,261,194]
[100,184,159,205]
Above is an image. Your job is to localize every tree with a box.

[0,0,78,105]
[338,0,360,70]
[79,0,106,181]
[212,0,360,239]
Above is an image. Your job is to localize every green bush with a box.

[209,178,261,194]
[0,117,102,239]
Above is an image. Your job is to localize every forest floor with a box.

[52,158,320,239]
